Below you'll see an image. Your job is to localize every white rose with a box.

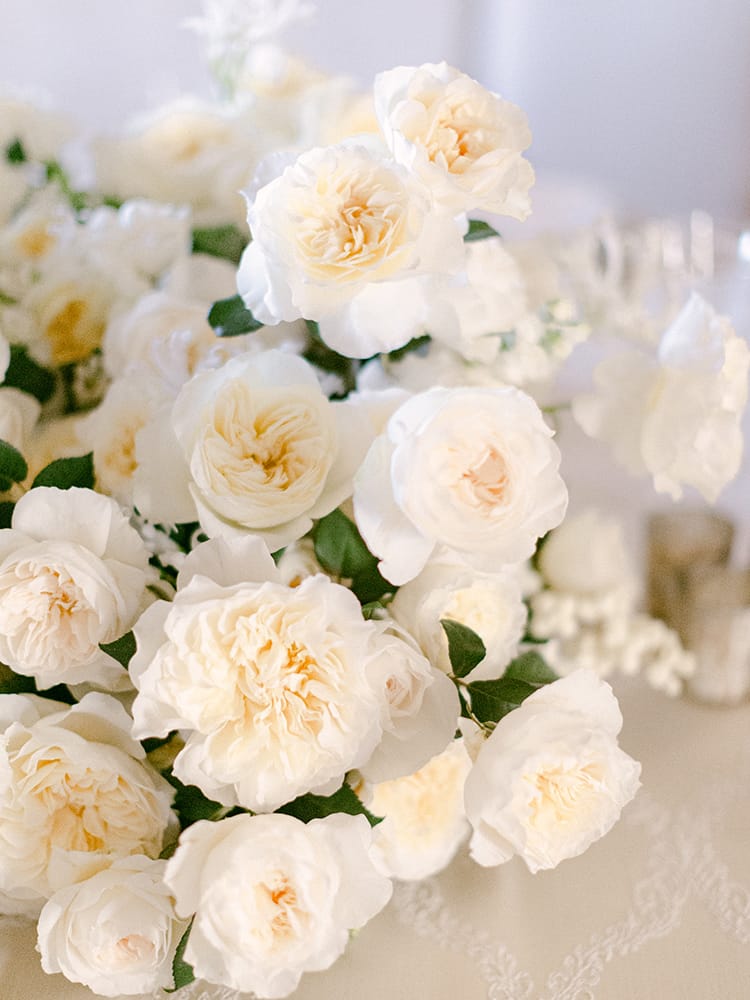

[237,139,465,357]
[94,99,261,226]
[538,509,636,596]
[162,251,241,302]
[38,855,188,997]
[85,199,192,283]
[390,555,528,679]
[464,670,641,872]
[430,237,529,363]
[0,693,174,907]
[0,387,40,453]
[165,812,392,999]
[572,293,750,502]
[0,89,73,162]
[374,62,534,218]
[131,536,387,812]
[359,619,460,784]
[274,536,325,586]
[0,487,150,690]
[361,738,472,880]
[353,386,568,585]
[134,350,373,550]
[77,373,164,507]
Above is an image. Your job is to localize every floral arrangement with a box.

[0,2,746,998]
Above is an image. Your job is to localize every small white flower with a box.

[572,293,750,502]
[38,855,188,997]
[134,350,373,549]
[374,62,534,218]
[353,386,567,585]
[165,811,392,998]
[237,139,465,357]
[390,554,527,679]
[361,739,472,880]
[464,671,641,872]
[131,537,387,812]
[0,487,150,690]
[0,693,174,908]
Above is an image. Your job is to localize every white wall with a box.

[2,0,749,219]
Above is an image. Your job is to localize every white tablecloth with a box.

[2,678,749,1000]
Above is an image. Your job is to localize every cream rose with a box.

[38,855,188,997]
[237,138,465,357]
[131,537,388,811]
[165,812,392,998]
[353,386,568,585]
[464,670,641,872]
[390,554,528,679]
[572,293,750,502]
[0,693,174,908]
[134,350,373,550]
[374,62,534,218]
[538,509,636,597]
[361,738,472,880]
[0,487,150,690]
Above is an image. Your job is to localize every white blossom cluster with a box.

[0,8,743,998]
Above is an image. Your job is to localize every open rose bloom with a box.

[0,20,744,999]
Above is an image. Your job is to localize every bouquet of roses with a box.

[0,3,745,997]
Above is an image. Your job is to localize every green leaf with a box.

[312,509,392,603]
[0,290,17,306]
[361,600,387,620]
[0,440,27,486]
[503,650,558,687]
[4,345,56,403]
[465,676,539,726]
[207,294,264,337]
[0,666,76,702]
[385,334,431,363]
[32,453,94,490]
[99,631,136,669]
[163,770,227,828]
[278,782,383,827]
[44,160,88,213]
[302,321,357,397]
[192,225,248,265]
[0,501,14,528]
[441,619,486,678]
[5,138,27,164]
[165,920,195,993]
[464,219,501,242]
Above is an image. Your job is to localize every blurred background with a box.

[3,0,749,222]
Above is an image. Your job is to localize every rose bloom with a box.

[572,293,750,502]
[38,855,188,997]
[134,350,373,550]
[374,62,534,218]
[0,387,40,456]
[0,693,174,909]
[237,138,465,357]
[464,670,641,872]
[360,738,472,880]
[390,553,528,679]
[131,537,388,812]
[166,812,391,998]
[353,386,568,585]
[0,487,150,690]
[538,508,636,597]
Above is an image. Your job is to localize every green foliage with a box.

[312,509,392,604]
[99,631,136,669]
[385,334,431,363]
[163,770,228,828]
[0,440,27,492]
[4,345,56,403]
[278,782,382,827]
[44,160,88,213]
[5,138,26,164]
[441,619,487,678]
[32,453,94,490]
[464,219,501,242]
[191,225,248,265]
[302,321,357,397]
[0,501,14,528]
[462,650,558,727]
[165,921,195,993]
[0,666,76,703]
[208,294,265,337]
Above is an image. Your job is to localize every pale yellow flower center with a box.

[458,445,510,510]
[42,289,106,365]
[526,761,605,828]
[143,114,233,164]
[16,223,56,259]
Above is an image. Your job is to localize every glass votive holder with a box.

[647,509,734,644]
[683,567,750,705]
